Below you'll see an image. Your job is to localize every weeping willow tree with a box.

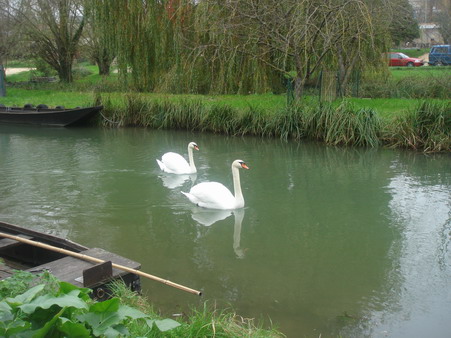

[83,0,118,75]
[333,0,392,96]
[91,0,280,94]
[87,0,187,91]
[94,0,390,97]
[6,0,85,83]
[205,0,391,99]
[179,0,390,98]
[173,0,279,94]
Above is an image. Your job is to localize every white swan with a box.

[156,142,199,174]
[181,159,249,210]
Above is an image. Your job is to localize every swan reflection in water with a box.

[232,209,246,259]
[158,173,197,189]
[190,208,247,259]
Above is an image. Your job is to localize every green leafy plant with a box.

[0,275,180,337]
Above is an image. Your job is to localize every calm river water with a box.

[0,125,450,337]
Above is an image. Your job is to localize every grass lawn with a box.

[1,88,97,108]
[1,65,449,120]
[389,65,451,80]
[391,48,429,58]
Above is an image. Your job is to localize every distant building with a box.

[408,0,448,46]
[417,23,443,46]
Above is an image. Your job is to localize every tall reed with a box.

[296,102,381,147]
[383,101,451,152]
[98,93,450,152]
[268,105,305,141]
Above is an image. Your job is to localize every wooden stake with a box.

[0,232,202,296]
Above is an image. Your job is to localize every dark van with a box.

[429,45,451,66]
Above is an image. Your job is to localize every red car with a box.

[387,52,424,67]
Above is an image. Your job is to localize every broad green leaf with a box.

[0,318,31,335]
[0,311,14,323]
[59,281,92,300]
[58,318,92,337]
[117,304,149,320]
[19,293,88,314]
[104,324,129,337]
[89,297,120,313]
[144,318,155,328]
[31,307,64,338]
[144,318,181,332]
[78,311,122,336]
[0,301,12,313]
[6,284,45,306]
[154,318,181,332]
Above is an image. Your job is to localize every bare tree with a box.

[203,0,385,99]
[0,0,16,96]
[6,0,85,82]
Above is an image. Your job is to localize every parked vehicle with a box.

[428,45,451,66]
[386,52,424,67]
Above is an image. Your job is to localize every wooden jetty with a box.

[0,221,141,300]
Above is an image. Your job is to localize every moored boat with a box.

[0,104,103,127]
[0,221,141,300]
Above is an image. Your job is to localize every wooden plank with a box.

[0,262,14,279]
[0,221,88,252]
[26,248,141,287]
[83,261,113,287]
[0,234,33,250]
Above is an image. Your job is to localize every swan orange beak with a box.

[194,145,199,151]
[241,163,249,170]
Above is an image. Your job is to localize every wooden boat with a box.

[0,104,103,127]
[0,221,141,300]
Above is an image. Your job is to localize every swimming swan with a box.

[181,160,249,210]
[156,142,199,174]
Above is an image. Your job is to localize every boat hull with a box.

[0,106,103,127]
[0,221,141,299]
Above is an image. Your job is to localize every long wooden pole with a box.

[0,232,202,296]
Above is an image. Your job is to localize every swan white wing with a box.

[159,152,192,174]
[182,182,236,209]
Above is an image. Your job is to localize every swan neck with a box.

[232,165,244,206]
[187,146,196,171]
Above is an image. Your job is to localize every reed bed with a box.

[98,93,449,152]
[303,103,381,147]
[382,101,451,152]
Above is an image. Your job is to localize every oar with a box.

[0,232,202,296]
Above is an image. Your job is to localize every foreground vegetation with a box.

[0,270,282,337]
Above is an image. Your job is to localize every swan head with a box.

[232,159,249,170]
[188,142,199,151]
